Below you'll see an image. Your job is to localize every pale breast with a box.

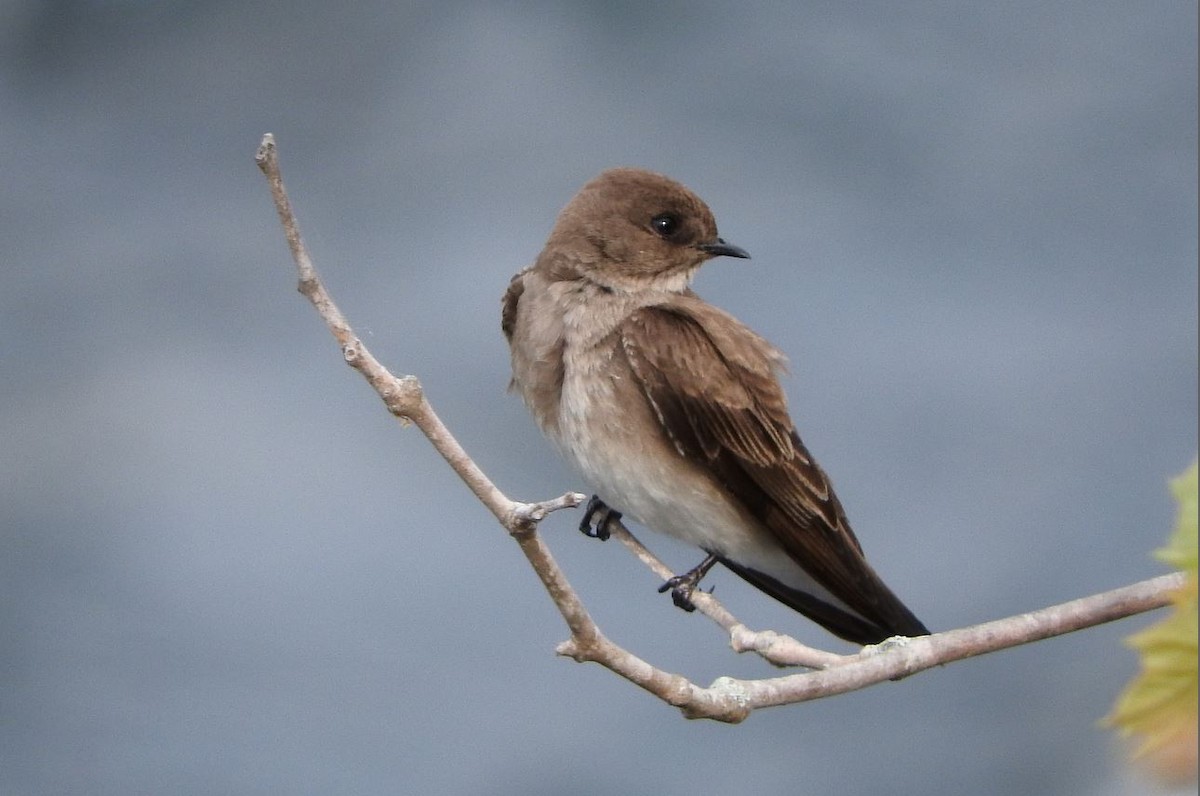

[507,272,861,616]
[554,323,775,561]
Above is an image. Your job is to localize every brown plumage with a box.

[503,168,927,644]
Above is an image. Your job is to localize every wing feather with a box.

[619,301,927,640]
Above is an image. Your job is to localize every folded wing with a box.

[619,301,928,644]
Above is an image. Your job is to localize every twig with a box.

[608,521,849,669]
[255,133,1185,723]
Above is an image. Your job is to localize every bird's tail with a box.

[716,555,929,646]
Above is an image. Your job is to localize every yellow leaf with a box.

[1106,461,1198,784]
[1158,461,1198,573]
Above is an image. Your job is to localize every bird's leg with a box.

[578,494,621,541]
[657,553,719,612]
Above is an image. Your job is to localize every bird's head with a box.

[537,168,749,293]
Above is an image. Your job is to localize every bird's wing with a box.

[500,268,528,343]
[618,301,927,642]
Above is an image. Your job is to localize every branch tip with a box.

[509,492,588,534]
[255,133,276,171]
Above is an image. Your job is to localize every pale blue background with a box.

[2,2,1195,794]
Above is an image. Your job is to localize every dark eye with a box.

[650,213,680,239]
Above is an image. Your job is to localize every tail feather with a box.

[717,555,930,646]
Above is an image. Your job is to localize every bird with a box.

[501,167,928,645]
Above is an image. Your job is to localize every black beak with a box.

[698,238,750,260]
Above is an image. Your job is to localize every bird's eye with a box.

[650,213,680,239]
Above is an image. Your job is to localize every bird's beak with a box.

[698,238,751,260]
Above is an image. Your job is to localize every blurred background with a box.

[1,2,1195,794]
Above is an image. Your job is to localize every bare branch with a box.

[256,132,609,660]
[256,133,1186,723]
[607,520,850,669]
[711,571,1187,714]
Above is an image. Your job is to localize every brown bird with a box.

[502,168,928,645]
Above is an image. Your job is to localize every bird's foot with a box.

[578,494,621,541]
[658,553,719,612]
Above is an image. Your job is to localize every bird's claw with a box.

[579,494,621,541]
[657,554,719,613]
[658,579,700,612]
